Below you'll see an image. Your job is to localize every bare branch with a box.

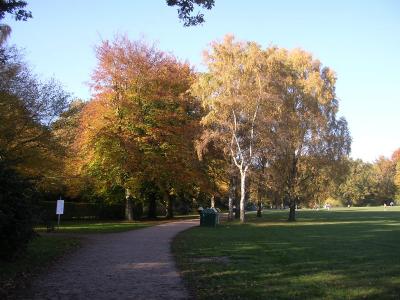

[249,100,260,159]
[232,109,244,168]
[230,135,241,169]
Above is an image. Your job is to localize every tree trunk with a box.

[257,182,262,217]
[165,192,174,219]
[287,154,298,221]
[288,197,296,222]
[210,194,215,208]
[125,188,133,221]
[239,170,246,223]
[147,194,157,219]
[233,174,240,219]
[228,174,236,221]
[257,200,262,217]
[245,176,251,204]
[132,200,143,220]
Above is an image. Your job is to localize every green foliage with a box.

[0,0,32,21]
[338,159,377,205]
[0,45,70,191]
[0,161,36,261]
[0,40,70,264]
[166,0,214,26]
[337,157,398,206]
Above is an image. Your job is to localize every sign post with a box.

[56,197,64,227]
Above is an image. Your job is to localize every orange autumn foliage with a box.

[74,36,206,199]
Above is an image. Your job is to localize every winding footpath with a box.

[24,219,198,300]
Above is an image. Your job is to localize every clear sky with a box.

[4,0,400,162]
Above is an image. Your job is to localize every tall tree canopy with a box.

[269,48,351,220]
[0,45,70,188]
[193,35,280,222]
[76,36,203,219]
[193,35,351,222]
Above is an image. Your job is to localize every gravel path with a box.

[24,219,198,300]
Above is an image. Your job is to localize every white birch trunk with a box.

[240,170,246,223]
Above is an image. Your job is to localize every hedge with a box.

[37,201,125,221]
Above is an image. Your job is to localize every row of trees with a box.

[45,35,351,223]
[0,0,218,260]
[193,36,351,221]
[336,152,400,206]
[0,3,70,258]
[4,31,400,230]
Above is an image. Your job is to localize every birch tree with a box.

[193,35,276,223]
[270,48,351,221]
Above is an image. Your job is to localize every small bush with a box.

[0,162,36,261]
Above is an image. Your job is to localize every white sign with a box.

[56,200,64,215]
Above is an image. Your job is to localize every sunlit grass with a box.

[173,207,400,299]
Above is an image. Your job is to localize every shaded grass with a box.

[173,207,400,299]
[35,214,199,234]
[0,236,80,298]
[35,220,152,233]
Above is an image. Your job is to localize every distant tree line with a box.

[335,153,400,207]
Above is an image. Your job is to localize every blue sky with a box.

[4,0,400,162]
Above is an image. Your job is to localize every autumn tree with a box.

[395,164,400,203]
[266,48,351,221]
[0,42,69,259]
[0,44,70,188]
[196,138,232,209]
[373,156,396,203]
[391,149,400,202]
[338,159,377,206]
[193,35,278,223]
[51,100,93,200]
[76,36,202,220]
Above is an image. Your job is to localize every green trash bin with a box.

[200,208,219,227]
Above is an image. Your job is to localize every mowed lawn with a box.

[173,207,400,299]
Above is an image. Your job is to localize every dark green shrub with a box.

[37,201,125,220]
[97,203,125,220]
[0,162,36,261]
[132,201,143,220]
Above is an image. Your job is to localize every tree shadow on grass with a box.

[175,212,400,299]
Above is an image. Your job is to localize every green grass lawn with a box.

[0,236,80,298]
[173,207,400,299]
